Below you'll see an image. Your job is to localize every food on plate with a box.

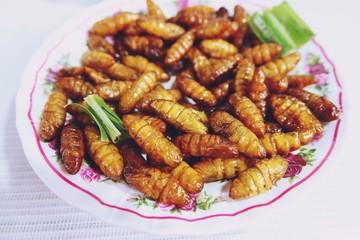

[84,124,124,180]
[172,133,239,159]
[60,123,85,174]
[229,155,288,199]
[37,1,340,204]
[39,90,68,141]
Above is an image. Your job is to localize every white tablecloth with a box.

[1,0,360,239]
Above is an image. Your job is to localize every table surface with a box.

[1,0,360,239]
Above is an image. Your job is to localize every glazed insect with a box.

[187,48,210,77]
[261,130,315,156]
[39,90,68,141]
[209,111,266,159]
[199,39,238,58]
[192,156,249,182]
[266,73,288,93]
[83,67,111,85]
[118,71,157,113]
[175,74,217,107]
[138,19,185,40]
[127,113,167,134]
[233,4,249,33]
[105,62,139,81]
[197,54,242,86]
[60,123,85,175]
[260,52,301,75]
[242,43,282,65]
[195,18,232,39]
[81,50,116,69]
[122,55,169,82]
[149,100,209,134]
[123,35,164,61]
[174,5,215,27]
[285,88,340,122]
[248,67,269,117]
[87,33,115,56]
[166,161,204,194]
[287,74,318,89]
[146,0,166,21]
[55,77,94,101]
[123,159,191,207]
[83,124,124,180]
[210,79,233,103]
[228,94,266,138]
[135,87,182,112]
[164,30,195,66]
[172,133,239,159]
[234,58,255,95]
[93,80,132,101]
[269,94,324,135]
[122,114,183,167]
[91,12,140,36]
[229,155,288,199]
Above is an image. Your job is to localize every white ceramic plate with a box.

[16,0,345,235]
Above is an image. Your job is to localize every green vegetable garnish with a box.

[69,94,129,143]
[249,1,315,54]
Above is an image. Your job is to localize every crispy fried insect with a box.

[57,66,85,79]
[60,123,84,175]
[93,81,132,101]
[173,133,239,158]
[87,33,115,56]
[165,30,195,66]
[123,35,165,61]
[113,36,130,61]
[123,114,183,167]
[138,19,185,40]
[199,39,238,58]
[149,100,208,134]
[209,111,266,159]
[229,155,288,199]
[266,73,288,93]
[243,43,282,65]
[83,67,111,85]
[192,156,249,182]
[81,50,115,69]
[234,58,255,95]
[122,55,169,81]
[118,71,157,113]
[123,159,190,207]
[175,74,217,107]
[84,124,124,180]
[91,12,140,36]
[210,79,233,102]
[261,130,315,156]
[146,0,166,21]
[128,113,167,134]
[167,161,204,194]
[265,122,283,133]
[215,7,229,19]
[285,88,340,122]
[55,77,94,100]
[174,5,215,28]
[135,87,181,112]
[229,94,266,138]
[269,94,324,135]
[248,68,269,117]
[287,74,317,89]
[105,62,139,81]
[187,48,210,75]
[261,52,301,75]
[233,5,249,33]
[39,90,68,141]
[195,18,232,39]
[197,54,242,86]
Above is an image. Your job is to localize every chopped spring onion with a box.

[69,94,129,143]
[249,1,315,54]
